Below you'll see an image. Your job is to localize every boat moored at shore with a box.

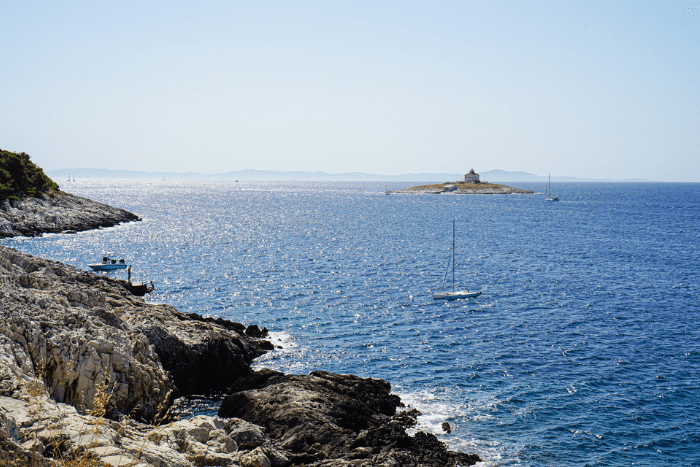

[88,256,127,271]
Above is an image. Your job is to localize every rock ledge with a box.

[0,191,140,238]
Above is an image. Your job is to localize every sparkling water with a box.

[5,180,699,466]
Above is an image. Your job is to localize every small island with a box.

[391,168,534,194]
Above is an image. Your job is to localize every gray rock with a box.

[0,245,271,420]
[0,191,140,238]
[224,418,265,450]
[218,369,481,466]
[134,310,272,397]
[0,244,482,466]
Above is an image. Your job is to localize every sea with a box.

[3,180,699,466]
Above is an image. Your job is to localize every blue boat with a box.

[88,256,127,271]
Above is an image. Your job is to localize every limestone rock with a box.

[0,245,271,420]
[130,310,272,397]
[224,418,265,450]
[393,181,534,195]
[0,394,250,467]
[236,446,271,467]
[0,244,482,466]
[0,191,140,238]
[218,369,481,466]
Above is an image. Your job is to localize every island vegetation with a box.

[393,180,534,194]
[0,148,59,200]
[0,148,139,237]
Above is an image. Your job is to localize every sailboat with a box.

[544,173,559,202]
[432,220,481,300]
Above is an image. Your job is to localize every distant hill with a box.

[47,168,653,183]
[50,168,466,181]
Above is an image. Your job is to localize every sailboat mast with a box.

[452,219,455,292]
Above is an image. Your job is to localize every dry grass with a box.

[9,359,177,466]
[43,369,113,467]
[400,181,510,191]
[135,390,175,460]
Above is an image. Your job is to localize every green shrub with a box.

[0,149,59,200]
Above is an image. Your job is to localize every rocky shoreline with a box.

[0,238,482,464]
[391,181,533,195]
[0,191,140,238]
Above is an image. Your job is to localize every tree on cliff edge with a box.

[0,149,59,200]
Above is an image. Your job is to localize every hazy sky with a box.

[1,1,698,181]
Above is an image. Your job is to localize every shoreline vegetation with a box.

[0,149,140,238]
[0,149,59,201]
[0,151,482,465]
[390,180,534,194]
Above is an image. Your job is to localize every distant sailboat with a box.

[432,220,481,300]
[544,173,559,202]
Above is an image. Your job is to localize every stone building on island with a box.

[464,168,480,183]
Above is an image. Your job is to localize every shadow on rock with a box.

[219,369,481,466]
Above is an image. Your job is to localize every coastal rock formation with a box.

[392,181,534,194]
[0,244,482,465]
[0,394,277,467]
[0,246,271,419]
[0,191,140,238]
[128,310,273,397]
[219,369,481,466]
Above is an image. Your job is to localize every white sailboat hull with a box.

[544,174,558,201]
[433,291,481,300]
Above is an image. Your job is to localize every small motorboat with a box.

[88,256,127,271]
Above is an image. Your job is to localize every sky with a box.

[1,1,698,181]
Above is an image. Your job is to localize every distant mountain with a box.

[49,168,465,181]
[47,168,653,183]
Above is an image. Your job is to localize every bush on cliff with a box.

[0,148,59,200]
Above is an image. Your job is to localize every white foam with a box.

[399,389,467,436]
[252,331,319,374]
[396,389,515,466]
[266,331,297,349]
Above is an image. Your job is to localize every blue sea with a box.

[4,180,700,466]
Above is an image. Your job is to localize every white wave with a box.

[398,390,469,437]
[266,331,297,349]
[252,331,319,374]
[396,389,516,466]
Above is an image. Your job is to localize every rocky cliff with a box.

[0,191,140,238]
[0,245,481,466]
[219,369,481,466]
[0,148,139,237]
